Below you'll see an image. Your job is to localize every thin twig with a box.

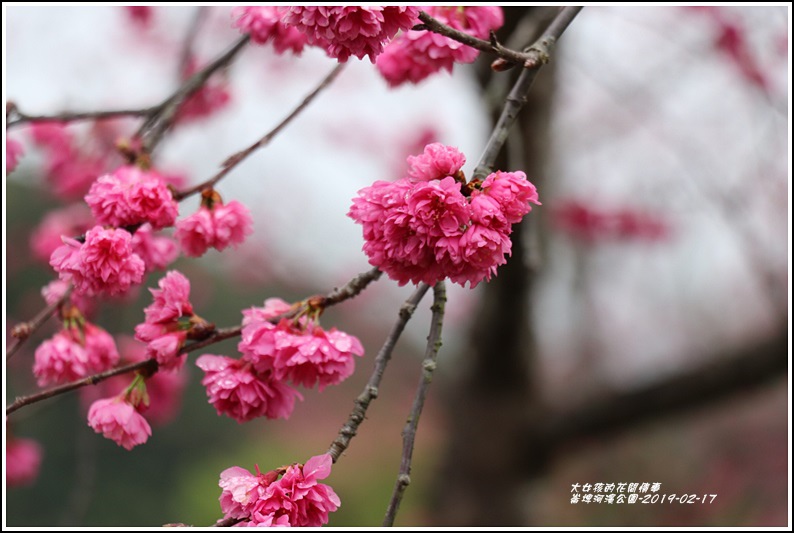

[472,6,583,179]
[178,7,209,78]
[6,359,157,415]
[6,105,158,129]
[6,267,382,417]
[137,34,251,154]
[174,63,347,201]
[382,282,446,527]
[327,283,431,463]
[7,284,72,360]
[417,11,532,65]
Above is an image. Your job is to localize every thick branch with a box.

[473,6,583,179]
[6,284,71,360]
[327,284,431,463]
[383,282,446,527]
[178,7,209,78]
[539,324,789,450]
[174,63,346,201]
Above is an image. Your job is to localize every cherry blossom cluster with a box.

[348,143,540,288]
[134,270,208,372]
[196,297,364,423]
[218,454,340,526]
[377,6,504,86]
[232,6,308,55]
[175,188,253,258]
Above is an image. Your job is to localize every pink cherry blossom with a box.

[232,6,308,54]
[30,203,95,263]
[241,297,294,326]
[406,142,466,182]
[175,199,253,257]
[50,226,145,296]
[349,144,540,287]
[6,137,24,174]
[284,6,419,62]
[33,322,119,386]
[143,270,194,323]
[134,271,196,371]
[377,6,503,86]
[85,165,179,229]
[130,223,179,272]
[196,355,300,423]
[124,6,153,29]
[218,454,340,526]
[6,436,43,487]
[87,395,152,450]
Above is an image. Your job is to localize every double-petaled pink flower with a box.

[219,454,340,526]
[6,435,43,487]
[348,142,540,287]
[377,6,503,86]
[284,6,419,62]
[87,394,152,450]
[33,319,119,387]
[174,189,253,258]
[232,6,308,54]
[134,270,201,371]
[85,165,179,229]
[50,226,146,296]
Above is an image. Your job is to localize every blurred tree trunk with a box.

[429,7,556,525]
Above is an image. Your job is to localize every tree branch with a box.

[6,104,158,129]
[178,6,209,78]
[327,284,431,463]
[6,358,157,415]
[137,34,250,154]
[6,284,71,360]
[174,63,346,201]
[473,6,583,179]
[6,266,383,416]
[383,281,446,527]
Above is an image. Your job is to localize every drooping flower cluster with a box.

[283,6,420,62]
[33,315,119,387]
[87,392,152,451]
[135,270,205,371]
[377,6,504,86]
[348,143,540,288]
[174,188,253,257]
[85,165,179,229]
[6,137,24,174]
[218,454,340,526]
[232,6,308,54]
[50,226,145,296]
[196,297,364,423]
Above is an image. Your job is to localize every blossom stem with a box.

[327,283,431,463]
[6,359,157,416]
[6,284,71,360]
[472,6,583,180]
[382,281,446,527]
[174,63,347,201]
